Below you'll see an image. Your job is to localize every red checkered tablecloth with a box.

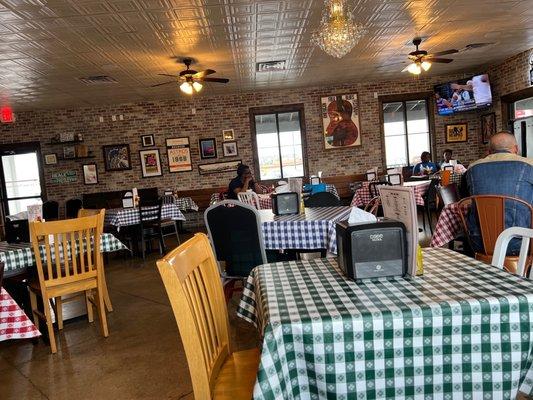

[430,202,468,247]
[351,181,430,207]
[0,288,40,342]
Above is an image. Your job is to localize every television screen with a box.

[434,74,492,116]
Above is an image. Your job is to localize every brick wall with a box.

[0,48,530,206]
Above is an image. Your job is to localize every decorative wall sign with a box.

[51,170,78,184]
[321,93,362,149]
[222,141,238,157]
[480,113,496,144]
[445,123,468,143]
[141,134,155,147]
[82,163,98,185]
[44,154,57,165]
[139,149,163,178]
[59,132,75,142]
[198,159,242,175]
[166,137,192,172]
[222,129,235,141]
[199,138,217,159]
[103,144,132,171]
[63,146,76,159]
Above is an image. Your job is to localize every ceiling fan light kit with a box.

[311,0,366,58]
[404,38,457,75]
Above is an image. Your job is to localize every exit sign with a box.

[0,106,14,123]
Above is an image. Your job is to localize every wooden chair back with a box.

[441,170,452,186]
[237,191,261,209]
[29,211,104,291]
[364,196,381,216]
[458,195,533,256]
[77,208,102,217]
[157,233,232,399]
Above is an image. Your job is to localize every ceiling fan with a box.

[403,37,458,75]
[152,58,229,94]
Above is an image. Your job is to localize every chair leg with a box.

[174,222,180,245]
[43,295,57,354]
[55,297,63,330]
[421,208,426,230]
[100,254,113,312]
[427,207,433,235]
[141,235,146,260]
[223,280,236,303]
[159,231,166,254]
[95,286,109,338]
[29,290,39,331]
[85,291,94,323]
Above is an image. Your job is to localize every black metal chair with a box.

[386,174,402,185]
[368,181,391,198]
[304,191,340,207]
[438,183,459,207]
[204,200,267,301]
[138,198,165,259]
[159,195,180,245]
[5,218,30,243]
[422,178,440,234]
[42,200,59,221]
[0,261,4,290]
[65,198,83,219]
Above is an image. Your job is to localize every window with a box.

[250,105,307,181]
[0,143,45,215]
[382,99,431,168]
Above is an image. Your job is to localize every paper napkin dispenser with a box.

[336,219,407,281]
[272,192,299,215]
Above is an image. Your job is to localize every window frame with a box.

[378,92,436,170]
[249,103,308,182]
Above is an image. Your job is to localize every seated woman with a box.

[413,151,439,176]
[227,164,262,200]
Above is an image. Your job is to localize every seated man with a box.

[440,148,461,168]
[466,132,533,254]
[227,164,262,200]
[413,151,438,176]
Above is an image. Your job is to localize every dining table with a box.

[351,180,430,207]
[258,206,351,253]
[1,287,41,342]
[104,203,185,230]
[237,247,533,399]
[430,202,468,247]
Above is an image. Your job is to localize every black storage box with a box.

[336,219,407,281]
[272,192,299,215]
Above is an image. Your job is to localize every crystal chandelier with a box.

[311,0,366,58]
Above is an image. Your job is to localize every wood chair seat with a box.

[213,348,260,400]
[475,252,532,275]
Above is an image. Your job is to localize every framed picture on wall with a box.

[480,113,496,144]
[82,163,98,185]
[222,129,235,141]
[166,137,192,173]
[44,154,57,165]
[199,138,217,159]
[141,134,155,147]
[103,144,132,171]
[139,149,163,178]
[63,146,76,159]
[222,141,238,157]
[320,93,362,149]
[445,123,468,143]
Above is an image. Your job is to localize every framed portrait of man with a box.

[320,93,362,149]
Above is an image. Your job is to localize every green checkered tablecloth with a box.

[237,248,533,399]
[0,233,128,276]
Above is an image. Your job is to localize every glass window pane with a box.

[2,153,42,198]
[383,102,405,137]
[255,114,281,180]
[406,100,429,135]
[407,133,431,165]
[280,144,304,178]
[8,197,42,216]
[384,135,407,167]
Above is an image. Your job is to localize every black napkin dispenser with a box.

[272,192,299,215]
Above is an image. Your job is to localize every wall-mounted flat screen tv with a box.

[434,74,492,116]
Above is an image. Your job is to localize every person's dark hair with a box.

[443,149,453,155]
[237,163,249,177]
[421,151,430,158]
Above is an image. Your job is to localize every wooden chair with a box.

[458,195,533,274]
[492,227,533,277]
[364,196,381,216]
[29,212,109,353]
[237,191,261,209]
[441,170,452,187]
[78,208,113,312]
[156,233,260,399]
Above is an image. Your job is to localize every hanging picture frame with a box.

[103,144,132,171]
[320,93,362,149]
[44,154,57,165]
[199,138,217,159]
[222,129,235,141]
[166,137,192,172]
[139,149,163,178]
[141,134,155,147]
[82,163,98,185]
[480,113,496,144]
[222,141,238,157]
[445,123,468,143]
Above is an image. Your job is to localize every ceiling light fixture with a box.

[407,63,422,75]
[192,81,203,92]
[421,61,432,71]
[311,0,366,58]
[180,81,193,95]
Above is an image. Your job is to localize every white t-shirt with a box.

[468,75,492,105]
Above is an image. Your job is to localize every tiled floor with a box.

[0,235,259,400]
[1,215,435,400]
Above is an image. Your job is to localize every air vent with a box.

[78,75,118,85]
[256,60,286,72]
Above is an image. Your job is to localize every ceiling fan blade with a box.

[200,77,229,83]
[151,81,176,87]
[424,57,454,63]
[193,69,216,79]
[157,73,179,78]
[430,49,459,57]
